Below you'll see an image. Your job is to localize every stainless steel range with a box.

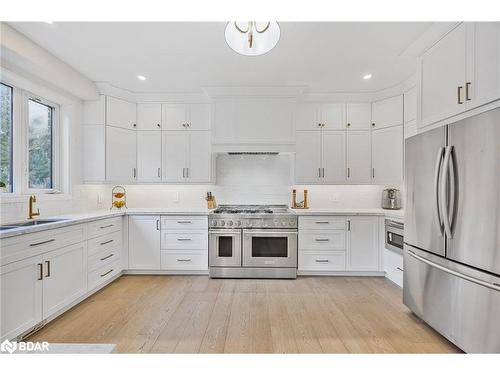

[209,205,298,279]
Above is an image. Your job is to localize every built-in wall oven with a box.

[385,219,404,253]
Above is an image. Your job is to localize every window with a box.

[0,83,13,192]
[28,98,54,189]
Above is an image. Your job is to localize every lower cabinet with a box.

[346,216,379,271]
[128,215,161,270]
[384,248,404,287]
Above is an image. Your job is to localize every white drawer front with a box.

[88,247,120,272]
[299,230,346,250]
[87,231,122,258]
[161,231,208,250]
[384,249,403,287]
[87,217,122,239]
[298,251,346,271]
[161,251,208,271]
[299,216,346,230]
[161,216,208,230]
[88,258,121,291]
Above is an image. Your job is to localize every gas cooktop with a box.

[209,205,297,229]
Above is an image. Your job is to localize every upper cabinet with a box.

[371,125,403,184]
[106,96,137,130]
[106,126,137,183]
[164,104,210,131]
[371,95,404,129]
[295,103,345,130]
[137,103,162,130]
[419,22,500,128]
[346,103,371,130]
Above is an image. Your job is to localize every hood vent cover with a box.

[227,152,279,155]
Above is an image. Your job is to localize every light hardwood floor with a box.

[29,275,461,353]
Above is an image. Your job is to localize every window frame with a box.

[0,82,14,193]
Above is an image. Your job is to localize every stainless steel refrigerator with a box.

[404,107,500,353]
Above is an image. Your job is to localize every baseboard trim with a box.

[297,271,385,277]
[123,270,209,275]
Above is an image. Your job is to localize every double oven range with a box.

[209,205,298,279]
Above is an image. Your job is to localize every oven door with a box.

[209,229,242,267]
[242,229,297,268]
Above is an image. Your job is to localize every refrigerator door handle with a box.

[433,147,445,234]
[441,145,454,238]
[407,249,500,292]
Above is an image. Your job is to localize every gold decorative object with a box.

[111,186,127,210]
[206,192,217,210]
[292,189,309,209]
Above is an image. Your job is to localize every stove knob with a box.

[235,220,241,226]
[211,220,217,226]
[289,220,295,226]
[220,220,225,226]
[282,221,287,227]
[246,221,252,227]
[227,220,233,226]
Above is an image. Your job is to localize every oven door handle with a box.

[242,229,298,236]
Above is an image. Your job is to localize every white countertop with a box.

[291,208,405,220]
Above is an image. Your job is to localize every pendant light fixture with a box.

[225,22,280,56]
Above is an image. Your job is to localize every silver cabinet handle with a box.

[315,259,329,263]
[396,267,404,272]
[45,260,51,277]
[100,224,114,229]
[315,221,330,224]
[177,221,192,224]
[100,254,114,261]
[347,219,351,231]
[158,167,161,178]
[156,219,160,231]
[433,147,445,235]
[177,258,192,262]
[457,86,464,104]
[30,239,55,247]
[133,167,136,178]
[37,263,43,280]
[157,123,161,128]
[315,238,330,242]
[100,239,114,246]
[465,82,472,101]
[182,167,186,178]
[177,238,192,241]
[347,167,350,178]
[186,167,189,178]
[441,146,454,238]
[318,167,321,178]
[407,250,500,292]
[100,269,114,277]
[372,168,375,179]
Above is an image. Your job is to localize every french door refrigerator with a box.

[404,106,500,353]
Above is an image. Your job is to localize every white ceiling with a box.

[9,22,433,93]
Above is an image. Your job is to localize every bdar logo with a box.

[1,339,17,354]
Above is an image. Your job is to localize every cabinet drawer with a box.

[384,248,403,287]
[299,216,346,230]
[88,258,121,291]
[161,251,208,271]
[88,247,120,272]
[299,230,346,250]
[87,217,122,239]
[87,231,122,258]
[161,231,208,250]
[0,225,86,266]
[161,216,208,230]
[298,251,346,271]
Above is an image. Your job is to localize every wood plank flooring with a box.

[28,275,461,353]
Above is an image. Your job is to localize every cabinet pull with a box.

[157,123,161,128]
[318,167,321,178]
[45,260,51,277]
[29,239,55,247]
[397,267,404,272]
[371,122,375,127]
[37,263,43,280]
[186,167,189,178]
[347,219,351,231]
[372,168,375,179]
[322,168,325,178]
[133,123,136,128]
[315,259,329,263]
[346,123,351,128]
[100,224,114,229]
[315,221,330,224]
[157,168,161,178]
[317,123,322,128]
[177,238,192,241]
[465,82,472,101]
[177,258,192,262]
[156,219,160,231]
[315,238,330,242]
[457,86,464,104]
[100,239,114,246]
[177,221,192,224]
[347,167,350,178]
[133,167,137,178]
[100,269,114,277]
[182,167,186,178]
[100,254,114,261]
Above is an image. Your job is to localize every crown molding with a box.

[203,86,306,99]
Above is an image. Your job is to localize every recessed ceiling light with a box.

[137,75,146,81]
[363,74,372,80]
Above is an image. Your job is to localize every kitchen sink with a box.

[0,219,69,231]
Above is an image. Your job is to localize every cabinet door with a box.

[466,22,500,109]
[347,216,379,271]
[295,103,321,130]
[295,131,321,183]
[371,125,403,184]
[420,23,467,127]
[346,131,371,183]
[188,104,210,131]
[187,131,211,182]
[346,103,371,130]
[163,131,187,182]
[164,104,187,131]
[137,103,162,130]
[128,216,161,270]
[321,103,345,130]
[322,131,346,183]
[42,242,87,319]
[0,256,43,340]
[137,131,162,182]
[371,95,404,129]
[106,96,137,130]
[106,126,137,183]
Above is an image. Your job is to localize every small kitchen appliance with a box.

[381,188,401,210]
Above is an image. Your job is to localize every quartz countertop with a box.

[290,208,405,220]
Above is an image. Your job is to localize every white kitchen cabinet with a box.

[384,249,404,287]
[42,242,87,319]
[187,131,212,182]
[163,131,186,182]
[137,131,162,182]
[466,22,500,110]
[371,95,404,129]
[295,103,345,130]
[83,125,106,182]
[346,131,372,183]
[106,126,137,183]
[106,96,137,130]
[346,102,371,130]
[83,95,105,125]
[164,104,210,131]
[128,216,161,270]
[371,125,403,184]
[137,103,162,130]
[322,131,346,183]
[0,255,43,341]
[346,216,379,271]
[321,103,345,130]
[295,131,322,183]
